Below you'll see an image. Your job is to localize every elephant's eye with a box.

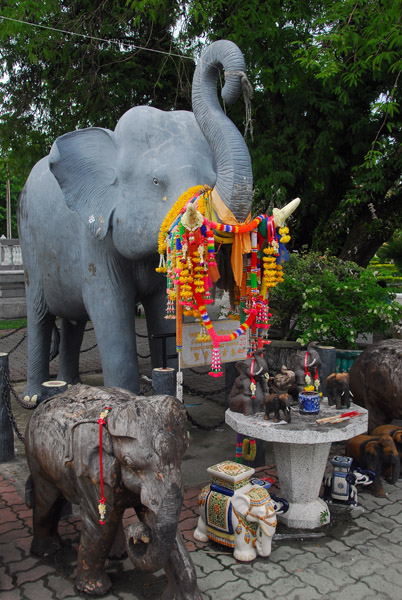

[153,177,159,185]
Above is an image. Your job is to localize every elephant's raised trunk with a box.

[192,40,253,221]
[126,483,183,572]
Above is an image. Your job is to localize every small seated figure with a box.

[228,351,270,415]
[269,365,296,396]
[264,393,291,423]
[322,455,375,506]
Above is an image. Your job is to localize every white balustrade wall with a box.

[0,240,23,268]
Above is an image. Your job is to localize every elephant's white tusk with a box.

[272,197,301,228]
[254,366,263,376]
[259,521,275,538]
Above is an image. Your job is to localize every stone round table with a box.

[225,404,368,529]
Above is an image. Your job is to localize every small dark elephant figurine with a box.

[25,384,201,599]
[345,434,400,497]
[349,339,402,432]
[326,372,353,410]
[290,341,321,394]
[264,393,291,423]
[228,350,270,415]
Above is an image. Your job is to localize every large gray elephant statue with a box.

[25,384,200,599]
[18,40,253,401]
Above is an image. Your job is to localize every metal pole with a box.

[6,161,11,239]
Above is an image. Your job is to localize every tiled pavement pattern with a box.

[2,471,402,600]
[1,321,402,598]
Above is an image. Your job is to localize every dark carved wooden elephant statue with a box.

[228,350,270,415]
[345,433,400,497]
[349,339,402,432]
[326,372,352,410]
[289,341,321,395]
[25,384,201,599]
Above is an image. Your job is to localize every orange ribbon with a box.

[210,188,251,287]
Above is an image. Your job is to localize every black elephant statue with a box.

[228,350,270,415]
[349,339,402,432]
[326,372,353,410]
[264,393,291,423]
[289,341,321,395]
[345,433,400,497]
[25,384,201,599]
[371,424,402,475]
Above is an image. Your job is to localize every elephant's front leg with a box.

[141,286,177,371]
[76,500,123,596]
[85,283,140,393]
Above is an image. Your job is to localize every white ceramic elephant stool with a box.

[194,461,279,562]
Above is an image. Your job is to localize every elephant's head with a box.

[376,435,400,485]
[48,40,253,260]
[105,394,188,572]
[232,489,277,558]
[236,351,269,381]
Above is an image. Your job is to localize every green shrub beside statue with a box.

[269,251,402,348]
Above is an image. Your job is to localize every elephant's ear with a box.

[72,422,120,487]
[232,493,251,517]
[49,127,119,240]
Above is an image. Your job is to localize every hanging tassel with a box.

[209,343,223,377]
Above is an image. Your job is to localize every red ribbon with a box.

[98,407,111,524]
[250,357,256,399]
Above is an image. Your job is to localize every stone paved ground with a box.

[1,322,402,598]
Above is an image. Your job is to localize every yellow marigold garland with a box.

[157,185,207,256]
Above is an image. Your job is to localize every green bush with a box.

[268,252,402,348]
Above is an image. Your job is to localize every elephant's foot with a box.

[76,571,112,596]
[31,534,63,556]
[193,527,208,542]
[233,548,257,562]
[23,382,43,406]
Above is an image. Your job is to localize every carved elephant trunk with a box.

[126,482,183,572]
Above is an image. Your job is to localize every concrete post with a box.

[39,380,68,404]
[0,352,14,462]
[316,346,337,398]
[152,368,176,396]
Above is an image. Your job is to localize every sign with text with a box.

[181,319,247,368]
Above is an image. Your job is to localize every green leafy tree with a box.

[268,251,402,348]
[183,0,402,266]
[376,230,402,276]
[0,158,21,237]
[0,0,193,178]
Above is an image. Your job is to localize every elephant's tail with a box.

[49,324,60,361]
[25,474,35,509]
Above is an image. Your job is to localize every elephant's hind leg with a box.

[24,295,55,402]
[30,476,65,556]
[57,319,87,384]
